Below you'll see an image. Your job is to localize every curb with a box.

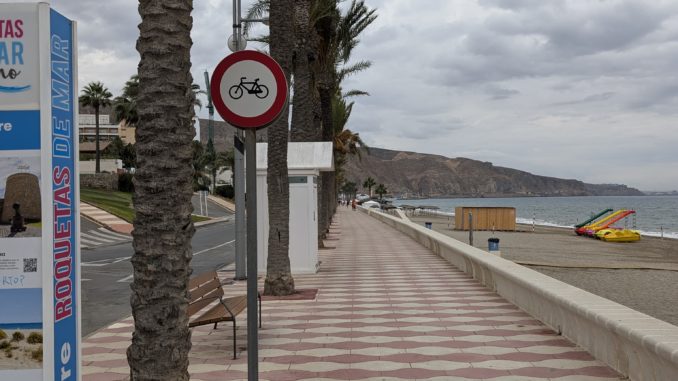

[194,216,231,228]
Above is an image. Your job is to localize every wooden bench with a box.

[188,271,261,359]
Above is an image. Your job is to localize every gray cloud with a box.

[48,0,678,190]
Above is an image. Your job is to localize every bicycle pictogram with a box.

[229,77,269,100]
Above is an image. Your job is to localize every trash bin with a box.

[424,222,432,229]
[488,238,500,251]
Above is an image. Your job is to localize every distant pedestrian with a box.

[351,199,356,210]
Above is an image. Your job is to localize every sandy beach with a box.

[407,213,678,326]
[0,329,42,370]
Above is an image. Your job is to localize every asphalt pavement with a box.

[191,192,232,218]
[81,218,236,336]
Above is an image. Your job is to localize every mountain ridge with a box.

[343,147,644,198]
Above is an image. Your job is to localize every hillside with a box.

[343,148,643,198]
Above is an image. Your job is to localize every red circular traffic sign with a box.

[211,50,288,129]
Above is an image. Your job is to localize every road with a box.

[81,219,236,336]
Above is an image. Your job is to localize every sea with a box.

[393,195,678,239]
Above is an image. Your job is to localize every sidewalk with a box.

[82,208,622,380]
[80,202,133,234]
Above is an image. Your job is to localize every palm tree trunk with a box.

[127,1,195,380]
[290,0,319,142]
[318,85,334,237]
[95,107,100,173]
[264,0,295,296]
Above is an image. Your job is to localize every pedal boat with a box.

[594,229,641,242]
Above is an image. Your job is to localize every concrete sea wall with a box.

[361,207,678,381]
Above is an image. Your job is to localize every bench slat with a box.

[188,286,224,317]
[189,277,223,302]
[189,295,247,327]
[189,270,218,289]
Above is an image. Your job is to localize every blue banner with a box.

[0,110,40,150]
[50,9,77,381]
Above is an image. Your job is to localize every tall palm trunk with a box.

[290,0,319,142]
[127,1,196,380]
[94,106,100,173]
[264,0,295,296]
[318,85,334,237]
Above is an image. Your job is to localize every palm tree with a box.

[127,1,195,380]
[192,141,211,191]
[115,75,203,126]
[363,176,376,197]
[332,92,367,186]
[113,75,140,126]
[340,181,357,201]
[244,0,376,242]
[375,183,387,200]
[316,0,377,235]
[79,81,112,173]
[264,0,296,296]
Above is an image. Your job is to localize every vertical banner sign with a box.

[0,3,44,381]
[50,9,78,381]
[0,3,79,381]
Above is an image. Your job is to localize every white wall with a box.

[79,159,121,174]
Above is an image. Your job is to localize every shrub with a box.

[118,173,135,193]
[216,185,234,199]
[0,329,6,340]
[27,332,42,344]
[0,341,9,350]
[31,346,43,362]
[11,331,24,342]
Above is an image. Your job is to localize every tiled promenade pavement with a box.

[83,208,623,381]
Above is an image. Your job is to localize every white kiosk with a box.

[256,142,333,274]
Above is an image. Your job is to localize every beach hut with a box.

[256,142,334,274]
[455,206,516,231]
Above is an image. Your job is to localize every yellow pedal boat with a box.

[595,229,641,242]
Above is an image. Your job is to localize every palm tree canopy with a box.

[375,183,387,196]
[363,177,375,190]
[79,81,113,110]
[113,75,139,125]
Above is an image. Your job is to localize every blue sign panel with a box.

[50,9,77,381]
[0,110,40,150]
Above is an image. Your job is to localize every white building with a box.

[256,142,334,275]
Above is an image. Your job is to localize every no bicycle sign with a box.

[210,50,288,129]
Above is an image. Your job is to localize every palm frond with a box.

[342,89,369,98]
[244,0,270,36]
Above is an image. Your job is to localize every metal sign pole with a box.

[233,0,247,282]
[234,1,258,380]
[234,134,247,280]
[245,129,258,380]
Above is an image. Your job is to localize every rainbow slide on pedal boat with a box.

[576,209,630,236]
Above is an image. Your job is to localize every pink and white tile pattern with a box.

[82,209,622,380]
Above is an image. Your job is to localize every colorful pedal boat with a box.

[595,229,641,242]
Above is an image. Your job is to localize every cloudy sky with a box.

[49,0,678,191]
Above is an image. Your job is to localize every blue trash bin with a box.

[488,238,499,251]
[424,222,432,229]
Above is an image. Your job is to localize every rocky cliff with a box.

[343,148,643,198]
